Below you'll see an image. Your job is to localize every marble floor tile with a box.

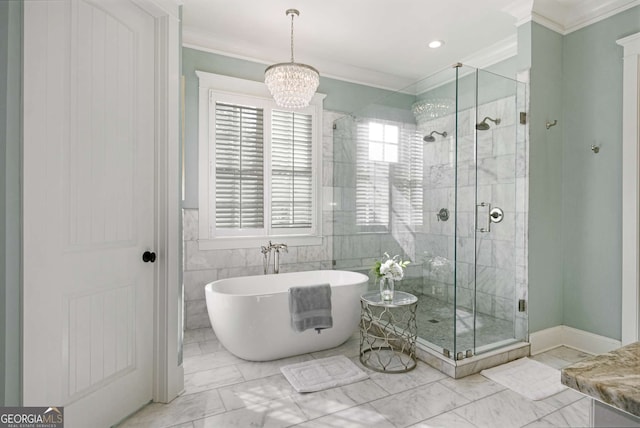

[544,346,592,363]
[292,403,395,428]
[192,396,308,428]
[311,337,361,359]
[412,410,479,428]
[453,389,558,428]
[235,354,315,381]
[437,373,505,401]
[289,378,389,420]
[183,350,245,374]
[120,327,594,428]
[371,382,470,427]
[368,360,448,395]
[291,382,364,420]
[183,342,203,359]
[409,290,515,352]
[529,353,572,370]
[538,388,585,410]
[217,374,295,411]
[117,389,225,428]
[337,378,390,404]
[183,365,245,395]
[198,338,225,354]
[523,397,591,428]
[183,328,215,345]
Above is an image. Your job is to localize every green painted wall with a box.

[526,6,640,340]
[182,6,639,341]
[527,22,565,333]
[561,6,640,340]
[181,47,415,208]
[0,0,22,406]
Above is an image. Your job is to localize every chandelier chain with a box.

[290,12,295,63]
[264,8,319,109]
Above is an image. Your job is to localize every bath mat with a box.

[481,357,567,401]
[280,355,368,393]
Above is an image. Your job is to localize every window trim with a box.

[196,71,325,250]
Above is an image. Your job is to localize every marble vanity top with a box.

[561,342,640,417]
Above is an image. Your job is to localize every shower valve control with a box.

[490,207,504,223]
[437,208,450,222]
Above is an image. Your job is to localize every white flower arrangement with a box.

[372,252,410,281]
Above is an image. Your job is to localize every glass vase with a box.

[379,277,395,301]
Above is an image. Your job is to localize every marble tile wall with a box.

[182,111,344,330]
[417,95,527,328]
[330,91,529,347]
[331,115,425,291]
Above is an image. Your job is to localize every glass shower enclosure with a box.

[332,64,527,361]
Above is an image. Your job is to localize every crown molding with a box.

[182,1,639,93]
[182,26,416,93]
[504,0,640,35]
[184,27,517,96]
[414,35,518,95]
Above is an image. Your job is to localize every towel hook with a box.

[545,119,558,129]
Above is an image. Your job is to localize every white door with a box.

[23,1,156,426]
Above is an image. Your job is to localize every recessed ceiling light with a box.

[428,40,444,49]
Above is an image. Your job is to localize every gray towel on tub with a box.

[288,284,333,333]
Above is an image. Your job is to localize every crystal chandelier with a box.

[265,9,320,109]
[411,98,455,124]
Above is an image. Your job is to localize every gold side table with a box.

[359,291,418,373]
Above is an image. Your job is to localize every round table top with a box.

[361,291,417,307]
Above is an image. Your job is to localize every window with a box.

[356,120,423,230]
[271,111,313,229]
[197,71,324,249]
[214,102,265,230]
[368,122,399,163]
[394,127,423,227]
[356,121,394,228]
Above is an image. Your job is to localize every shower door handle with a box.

[476,203,504,233]
[476,202,491,233]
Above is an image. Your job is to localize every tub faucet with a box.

[260,241,288,274]
[261,245,271,275]
[271,242,288,274]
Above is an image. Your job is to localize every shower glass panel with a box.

[332,64,526,361]
[470,68,522,354]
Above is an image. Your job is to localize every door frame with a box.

[133,0,183,402]
[618,32,640,345]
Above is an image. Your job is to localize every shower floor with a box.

[413,293,515,355]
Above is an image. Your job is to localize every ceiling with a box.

[181,0,639,92]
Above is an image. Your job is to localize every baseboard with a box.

[530,325,622,355]
[529,325,564,354]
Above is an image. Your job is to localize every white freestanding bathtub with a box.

[204,270,368,361]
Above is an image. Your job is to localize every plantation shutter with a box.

[394,127,424,226]
[356,121,390,227]
[271,110,313,228]
[214,102,264,229]
[409,129,423,226]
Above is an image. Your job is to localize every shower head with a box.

[423,130,448,142]
[476,117,501,131]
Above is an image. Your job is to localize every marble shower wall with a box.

[331,115,425,289]
[182,111,343,330]
[331,91,529,342]
[419,95,527,326]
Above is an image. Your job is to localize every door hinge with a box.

[520,112,527,124]
[518,299,526,312]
